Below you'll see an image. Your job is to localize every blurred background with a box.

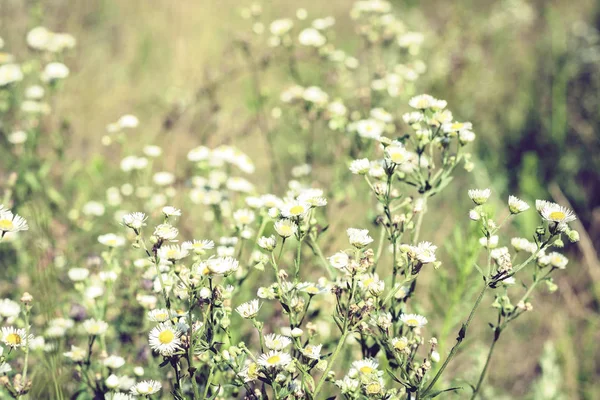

[1,0,599,398]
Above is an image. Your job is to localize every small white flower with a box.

[347,228,374,249]
[508,196,530,214]
[539,202,576,225]
[1,327,32,348]
[83,319,109,336]
[264,334,292,351]
[352,358,379,375]
[479,235,499,249]
[0,210,28,233]
[385,142,409,164]
[468,189,491,205]
[409,94,436,110]
[349,158,371,175]
[302,344,323,360]
[236,299,261,319]
[162,206,181,217]
[122,212,147,230]
[298,28,326,47]
[257,351,292,369]
[233,208,256,226]
[98,233,125,247]
[130,380,162,395]
[409,241,437,264]
[149,323,182,356]
[103,355,125,369]
[154,224,179,240]
[274,219,298,238]
[329,251,349,270]
[41,62,69,82]
[547,252,568,269]
[355,119,384,139]
[270,19,294,36]
[198,256,239,276]
[258,235,277,251]
[400,313,428,328]
[158,244,189,261]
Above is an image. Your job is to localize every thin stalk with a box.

[470,329,500,400]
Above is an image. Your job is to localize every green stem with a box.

[470,329,501,400]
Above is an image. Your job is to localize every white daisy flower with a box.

[98,233,125,247]
[539,202,577,225]
[391,337,408,352]
[0,211,28,234]
[408,94,436,110]
[479,235,499,249]
[508,196,530,214]
[547,252,568,269]
[355,119,384,139]
[349,158,371,175]
[233,209,256,226]
[408,241,437,264]
[1,327,32,348]
[352,358,379,375]
[149,323,182,356]
[83,319,109,336]
[236,299,261,319]
[63,345,86,362]
[302,344,323,360]
[274,219,298,238]
[103,355,125,369]
[468,188,491,205]
[162,206,181,217]
[154,224,179,241]
[257,351,292,369]
[264,334,292,351]
[400,313,428,328]
[385,142,409,164]
[270,19,294,36]
[122,212,147,230]
[0,299,20,320]
[130,380,162,395]
[298,28,326,47]
[280,201,311,219]
[198,256,239,276]
[258,235,277,251]
[41,62,69,82]
[158,244,189,261]
[154,172,175,186]
[329,251,349,270]
[147,309,170,322]
[347,228,374,249]
[182,239,214,254]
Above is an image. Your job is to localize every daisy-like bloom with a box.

[280,201,311,219]
[459,130,476,144]
[355,119,384,139]
[233,209,256,226]
[0,299,20,321]
[391,337,409,352]
[329,251,350,270]
[408,94,437,110]
[63,345,86,362]
[154,223,179,241]
[162,206,181,217]
[157,244,189,262]
[298,282,329,295]
[508,196,530,214]
[349,158,371,175]
[98,233,125,247]
[149,323,182,356]
[270,18,293,36]
[352,358,379,375]
[370,107,393,123]
[257,350,293,369]
[83,319,109,336]
[67,268,89,281]
[491,247,512,272]
[1,327,32,348]
[236,299,261,319]
[347,228,374,249]
[0,210,28,234]
[182,239,214,255]
[302,344,323,360]
[122,212,147,230]
[408,241,437,264]
[303,86,329,106]
[274,219,298,238]
[198,256,239,276]
[400,313,428,329]
[298,27,326,47]
[547,252,568,269]
[258,235,277,251]
[539,202,577,225]
[103,355,125,369]
[364,377,385,395]
[130,380,162,396]
[41,62,69,82]
[386,142,409,165]
[264,334,292,351]
[147,308,170,322]
[468,188,491,205]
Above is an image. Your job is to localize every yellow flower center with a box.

[6,333,22,346]
[406,318,419,326]
[306,286,319,294]
[0,219,14,231]
[366,382,381,394]
[158,330,175,344]
[279,226,292,236]
[549,211,565,221]
[394,340,407,351]
[156,313,168,320]
[267,355,281,364]
[360,366,374,374]
[290,205,305,215]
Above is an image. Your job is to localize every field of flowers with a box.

[0,0,599,399]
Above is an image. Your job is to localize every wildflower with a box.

[1,327,32,348]
[198,256,239,276]
[391,337,408,352]
[298,282,329,295]
[408,241,437,264]
[355,119,384,139]
[236,299,261,319]
[352,358,379,375]
[281,201,310,219]
[539,202,577,225]
[67,268,89,281]
[83,319,109,335]
[274,219,298,238]
[8,130,27,145]
[298,28,326,47]
[385,142,409,164]
[147,309,170,322]
[257,351,293,369]
[158,244,189,261]
[468,188,491,205]
[182,239,214,254]
[400,313,428,328]
[270,19,294,36]
[347,228,374,249]
[149,323,182,356]
[122,212,147,230]
[409,94,437,110]
[161,206,180,218]
[547,252,568,269]
[154,224,179,241]
[233,208,256,225]
[0,64,23,86]
[479,235,499,249]
[511,237,537,253]
[302,344,323,360]
[98,233,126,247]
[264,334,292,350]
[0,210,29,234]
[154,173,175,186]
[41,62,70,82]
[350,158,371,174]
[303,86,329,105]
[63,345,86,362]
[104,355,126,369]
[0,299,21,320]
[508,196,530,214]
[329,251,349,269]
[130,380,162,395]
[258,235,277,251]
